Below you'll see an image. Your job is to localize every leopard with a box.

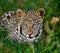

[0,8,45,43]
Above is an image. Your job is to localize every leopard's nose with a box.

[27,31,33,38]
[26,26,33,36]
[27,31,34,38]
[27,31,33,36]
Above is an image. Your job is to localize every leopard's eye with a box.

[32,23,36,28]
[33,22,37,25]
[25,23,27,28]
[32,23,34,26]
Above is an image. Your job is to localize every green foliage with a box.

[0,0,60,53]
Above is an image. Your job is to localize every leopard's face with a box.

[19,9,45,42]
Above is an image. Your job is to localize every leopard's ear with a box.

[16,9,26,17]
[36,8,45,19]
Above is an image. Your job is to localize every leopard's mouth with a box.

[28,36,33,39]
[28,31,39,39]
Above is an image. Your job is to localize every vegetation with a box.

[0,0,60,53]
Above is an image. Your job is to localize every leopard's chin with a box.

[27,34,40,42]
[27,37,35,42]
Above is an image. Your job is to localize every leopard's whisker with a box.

[3,35,10,41]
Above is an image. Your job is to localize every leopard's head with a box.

[17,8,45,42]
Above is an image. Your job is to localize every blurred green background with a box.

[0,0,60,53]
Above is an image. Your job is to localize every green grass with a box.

[0,0,60,53]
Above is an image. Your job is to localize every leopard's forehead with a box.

[22,10,40,21]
